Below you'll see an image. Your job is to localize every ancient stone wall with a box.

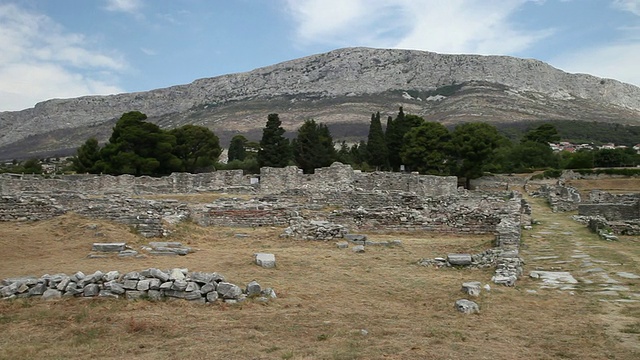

[0,268,275,304]
[0,171,249,196]
[578,203,640,221]
[258,163,457,197]
[1,163,457,198]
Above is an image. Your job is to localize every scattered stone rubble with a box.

[0,269,276,304]
[281,219,348,240]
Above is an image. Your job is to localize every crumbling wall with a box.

[0,171,249,196]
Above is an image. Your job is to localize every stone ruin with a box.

[1,162,533,306]
[530,181,581,212]
[0,268,276,304]
[577,190,640,236]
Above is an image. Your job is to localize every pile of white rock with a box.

[0,268,276,304]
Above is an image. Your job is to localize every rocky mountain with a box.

[1,47,639,160]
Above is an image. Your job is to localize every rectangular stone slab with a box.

[447,253,472,266]
[91,243,126,252]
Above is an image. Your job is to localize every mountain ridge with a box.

[1,47,639,160]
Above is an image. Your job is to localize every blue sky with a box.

[0,0,639,111]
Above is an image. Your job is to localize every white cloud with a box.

[0,3,126,111]
[612,0,640,16]
[104,0,144,14]
[141,47,157,56]
[284,0,553,55]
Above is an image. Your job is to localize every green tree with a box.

[594,148,638,167]
[72,137,101,173]
[522,123,560,144]
[401,121,452,174]
[451,122,505,188]
[228,135,248,162]
[21,158,43,174]
[292,119,336,173]
[257,114,292,168]
[366,112,388,169]
[170,125,221,173]
[509,141,559,171]
[560,149,594,169]
[95,111,180,176]
[386,107,424,170]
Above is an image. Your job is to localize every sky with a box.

[0,0,639,112]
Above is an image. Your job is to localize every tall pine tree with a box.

[366,112,388,170]
[386,107,424,171]
[292,119,336,173]
[257,113,291,168]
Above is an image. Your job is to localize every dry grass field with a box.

[0,179,639,359]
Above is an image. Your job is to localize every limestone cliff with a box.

[1,47,639,159]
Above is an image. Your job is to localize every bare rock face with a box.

[2,47,640,159]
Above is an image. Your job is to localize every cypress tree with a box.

[366,112,388,170]
[257,113,291,168]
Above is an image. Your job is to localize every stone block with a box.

[92,243,126,252]
[98,290,119,299]
[246,281,261,297]
[206,291,219,302]
[344,234,367,242]
[461,282,482,297]
[200,283,216,294]
[28,283,47,296]
[447,254,472,266]
[42,289,62,300]
[172,280,188,291]
[255,253,276,268]
[169,268,186,281]
[147,290,162,301]
[137,279,151,291]
[125,290,146,300]
[217,282,243,299]
[122,279,139,290]
[83,284,100,297]
[149,268,170,282]
[336,241,349,249]
[352,245,365,253]
[455,299,479,314]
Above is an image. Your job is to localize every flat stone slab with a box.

[617,272,640,279]
[530,256,560,261]
[447,254,472,266]
[571,254,591,259]
[92,243,126,252]
[529,271,578,285]
[255,253,276,268]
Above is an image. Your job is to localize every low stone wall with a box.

[578,203,640,221]
[470,175,528,191]
[0,195,66,221]
[0,194,189,237]
[328,191,522,235]
[259,163,457,197]
[0,171,250,196]
[0,268,276,304]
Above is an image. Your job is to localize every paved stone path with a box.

[521,195,640,350]
[523,216,640,301]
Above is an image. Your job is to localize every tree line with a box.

[59,109,640,184]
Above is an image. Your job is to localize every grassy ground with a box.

[0,181,639,359]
